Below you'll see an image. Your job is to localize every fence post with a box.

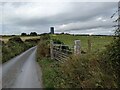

[74,40,81,55]
[60,44,62,51]
[88,37,92,53]
[50,40,54,59]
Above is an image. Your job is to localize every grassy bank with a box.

[37,58,59,88]
[37,54,117,88]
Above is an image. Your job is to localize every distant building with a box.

[50,27,54,34]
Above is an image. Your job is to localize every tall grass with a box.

[58,53,117,88]
[37,53,117,88]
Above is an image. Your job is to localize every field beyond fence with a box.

[51,34,113,52]
[2,36,40,43]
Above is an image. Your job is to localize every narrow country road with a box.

[2,46,43,88]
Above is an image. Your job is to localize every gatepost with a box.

[74,40,81,55]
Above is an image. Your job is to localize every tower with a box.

[50,27,54,34]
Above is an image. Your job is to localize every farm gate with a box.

[50,40,81,61]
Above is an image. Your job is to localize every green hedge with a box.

[2,36,36,63]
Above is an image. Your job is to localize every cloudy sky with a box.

[0,1,118,35]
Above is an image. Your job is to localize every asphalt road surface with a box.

[2,46,43,88]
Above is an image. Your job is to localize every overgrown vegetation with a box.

[59,54,118,88]
[2,36,37,63]
[37,53,118,88]
[37,34,50,60]
[0,40,2,63]
[104,29,120,87]
[37,32,119,88]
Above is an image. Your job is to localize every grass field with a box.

[51,34,113,52]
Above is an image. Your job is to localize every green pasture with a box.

[51,34,113,52]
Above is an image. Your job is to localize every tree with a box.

[30,32,37,36]
[8,36,24,44]
[21,33,27,36]
[108,2,120,87]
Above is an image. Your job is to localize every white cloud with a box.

[55,19,115,31]
[0,0,119,2]
[1,2,118,35]
[96,17,102,21]
[3,2,70,24]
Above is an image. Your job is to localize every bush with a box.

[53,39,64,44]
[104,30,120,87]
[25,38,40,46]
[2,36,34,63]
[8,36,24,44]
[55,54,117,88]
[40,34,50,41]
[37,34,50,60]
[37,40,50,59]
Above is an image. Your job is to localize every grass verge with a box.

[37,54,117,88]
[37,58,60,88]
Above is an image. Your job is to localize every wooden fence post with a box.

[74,40,81,55]
[60,44,62,51]
[50,40,54,59]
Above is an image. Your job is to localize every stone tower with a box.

[50,27,54,34]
